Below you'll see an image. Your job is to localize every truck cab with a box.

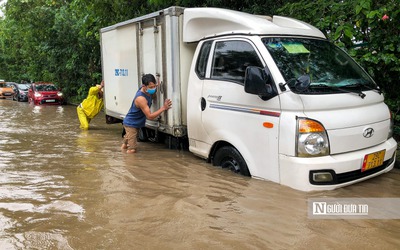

[184,8,396,191]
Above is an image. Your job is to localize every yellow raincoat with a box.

[77,85,104,129]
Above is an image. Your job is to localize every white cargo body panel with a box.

[100,7,195,137]
[101,24,139,120]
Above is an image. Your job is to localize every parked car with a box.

[0,81,15,99]
[9,82,31,102]
[28,82,64,105]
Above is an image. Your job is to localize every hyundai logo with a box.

[363,128,374,138]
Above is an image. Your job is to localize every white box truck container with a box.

[100,6,397,191]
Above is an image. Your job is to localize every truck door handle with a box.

[201,97,206,111]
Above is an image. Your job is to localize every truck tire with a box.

[213,146,251,176]
[138,127,148,142]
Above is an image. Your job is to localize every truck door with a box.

[201,38,281,182]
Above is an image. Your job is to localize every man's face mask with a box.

[146,87,156,95]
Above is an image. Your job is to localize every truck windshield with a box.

[262,37,377,94]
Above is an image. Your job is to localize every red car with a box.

[28,82,64,105]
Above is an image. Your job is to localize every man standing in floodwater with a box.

[77,80,104,130]
[121,74,172,153]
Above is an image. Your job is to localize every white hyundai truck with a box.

[100,6,397,191]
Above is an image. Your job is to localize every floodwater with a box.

[0,99,399,250]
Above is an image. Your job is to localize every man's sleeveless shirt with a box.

[123,89,152,128]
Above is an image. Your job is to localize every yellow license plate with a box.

[361,150,385,172]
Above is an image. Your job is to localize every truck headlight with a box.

[296,118,330,157]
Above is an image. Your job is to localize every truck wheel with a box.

[213,146,250,176]
[138,127,148,142]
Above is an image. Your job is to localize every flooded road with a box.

[0,99,399,249]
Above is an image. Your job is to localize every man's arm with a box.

[135,96,172,120]
[88,83,103,96]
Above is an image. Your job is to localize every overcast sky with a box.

[0,0,6,17]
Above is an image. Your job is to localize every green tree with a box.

[278,0,400,135]
[0,0,151,102]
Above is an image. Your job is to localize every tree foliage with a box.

[0,0,398,134]
[277,0,399,135]
[0,0,152,102]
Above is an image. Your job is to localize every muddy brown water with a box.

[0,99,399,249]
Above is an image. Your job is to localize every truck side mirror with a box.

[294,74,311,91]
[244,66,278,101]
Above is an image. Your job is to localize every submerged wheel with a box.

[138,127,149,142]
[213,146,250,176]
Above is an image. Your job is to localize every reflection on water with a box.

[32,105,42,113]
[56,106,64,114]
[0,99,399,249]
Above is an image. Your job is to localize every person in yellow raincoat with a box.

[77,80,104,129]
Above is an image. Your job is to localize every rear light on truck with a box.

[296,118,330,157]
